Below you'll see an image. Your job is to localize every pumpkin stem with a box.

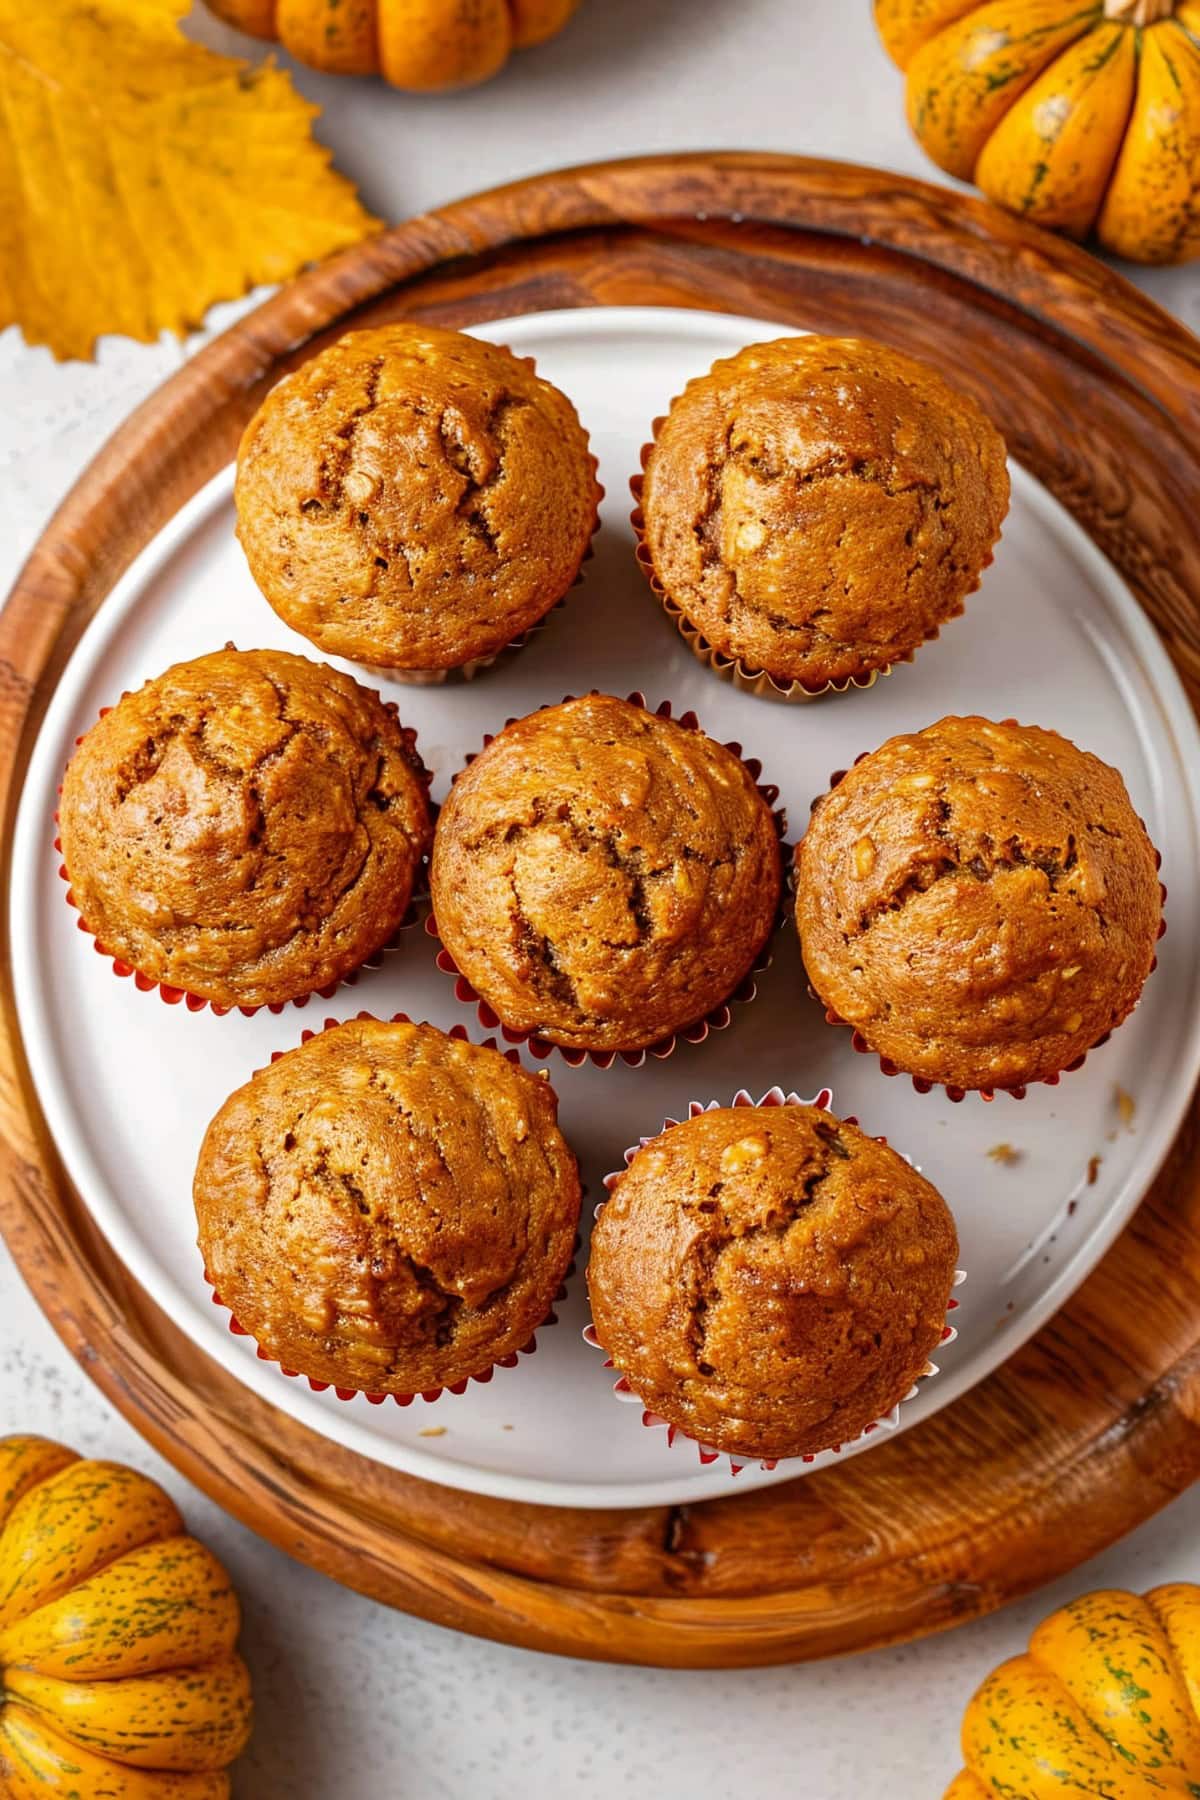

[1104,0,1176,20]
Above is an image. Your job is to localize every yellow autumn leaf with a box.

[0,0,377,360]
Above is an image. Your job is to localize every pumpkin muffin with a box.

[587,1102,958,1462]
[194,1018,582,1395]
[795,716,1163,1093]
[637,335,1009,690]
[58,647,431,1010]
[234,323,600,675]
[430,694,783,1053]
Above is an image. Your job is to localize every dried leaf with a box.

[0,0,376,359]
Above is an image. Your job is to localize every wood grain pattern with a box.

[3,153,1200,1668]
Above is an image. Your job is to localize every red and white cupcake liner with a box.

[204,1009,576,1408]
[426,691,790,1070]
[799,750,1168,1103]
[56,698,433,1018]
[357,356,603,684]
[585,1084,964,1477]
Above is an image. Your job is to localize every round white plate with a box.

[11,307,1200,1509]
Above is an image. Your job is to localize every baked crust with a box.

[58,647,431,1008]
[235,323,600,670]
[430,695,783,1052]
[587,1104,958,1461]
[639,336,1009,687]
[195,1019,582,1393]
[795,715,1162,1091]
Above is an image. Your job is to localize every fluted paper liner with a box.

[203,1010,574,1407]
[630,370,1004,705]
[585,1085,964,1476]
[56,697,432,1017]
[801,748,1168,1102]
[426,691,790,1069]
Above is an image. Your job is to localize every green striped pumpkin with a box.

[875,0,1200,263]
[0,1437,252,1799]
[947,1585,1200,1797]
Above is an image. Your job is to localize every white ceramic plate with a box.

[11,307,1200,1509]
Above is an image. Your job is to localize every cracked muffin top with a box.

[430,694,783,1053]
[194,1018,582,1395]
[637,335,1009,689]
[795,716,1163,1093]
[587,1103,957,1461]
[58,647,432,1010]
[234,323,600,672]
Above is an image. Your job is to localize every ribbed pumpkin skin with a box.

[875,0,1200,263]
[206,0,581,90]
[947,1585,1200,1796]
[0,1437,252,1800]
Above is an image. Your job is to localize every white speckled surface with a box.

[2,5,1199,1794]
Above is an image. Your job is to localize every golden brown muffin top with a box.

[796,716,1163,1092]
[587,1103,957,1462]
[194,1019,581,1394]
[58,648,431,1010]
[430,695,783,1053]
[234,323,600,671]
[638,335,1009,688]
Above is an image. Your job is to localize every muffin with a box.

[194,1018,581,1395]
[636,335,1010,692]
[58,647,431,1010]
[795,716,1163,1093]
[234,323,600,676]
[430,695,783,1054]
[587,1102,958,1461]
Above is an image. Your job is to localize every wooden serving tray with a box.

[3,153,1200,1668]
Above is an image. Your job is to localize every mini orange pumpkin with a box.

[0,1436,252,1799]
[206,0,581,91]
[876,0,1200,263]
[947,1584,1200,1796]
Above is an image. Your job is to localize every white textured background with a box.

[2,4,1199,1796]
